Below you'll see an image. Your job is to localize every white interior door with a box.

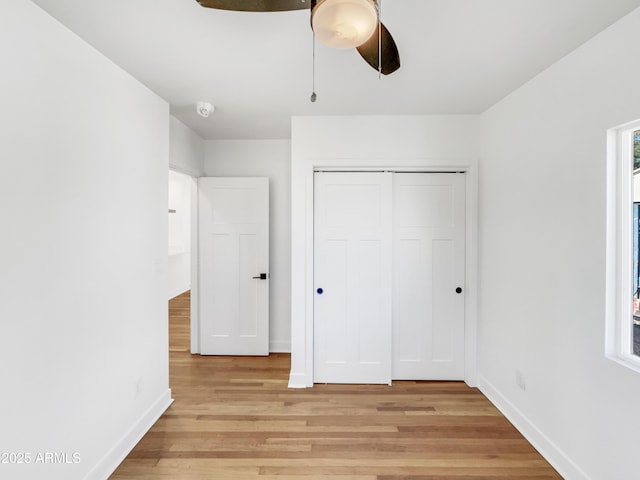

[198,177,269,356]
[392,173,465,380]
[313,172,393,384]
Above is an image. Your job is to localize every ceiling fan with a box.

[195,0,400,75]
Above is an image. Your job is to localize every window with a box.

[633,130,640,356]
[606,121,640,371]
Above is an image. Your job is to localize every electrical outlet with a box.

[515,369,526,391]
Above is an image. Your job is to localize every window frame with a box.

[606,120,640,373]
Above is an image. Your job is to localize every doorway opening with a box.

[168,169,194,300]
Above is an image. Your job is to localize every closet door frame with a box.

[308,167,477,387]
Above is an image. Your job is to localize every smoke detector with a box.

[197,101,215,118]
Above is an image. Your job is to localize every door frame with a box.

[289,164,478,388]
[189,172,200,354]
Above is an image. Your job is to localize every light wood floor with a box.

[110,291,562,479]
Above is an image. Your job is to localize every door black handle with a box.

[456,287,463,294]
[252,273,269,280]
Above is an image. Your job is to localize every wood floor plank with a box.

[109,291,562,479]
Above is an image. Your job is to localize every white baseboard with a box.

[83,389,173,480]
[478,376,589,480]
[269,341,291,353]
[288,372,310,389]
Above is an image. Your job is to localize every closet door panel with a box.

[314,172,393,384]
[393,173,465,380]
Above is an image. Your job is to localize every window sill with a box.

[607,353,640,375]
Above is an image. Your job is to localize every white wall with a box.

[290,115,480,387]
[170,116,205,177]
[205,139,292,352]
[479,7,640,480]
[0,2,171,479]
[168,170,192,299]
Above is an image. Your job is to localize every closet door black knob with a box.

[455,287,463,294]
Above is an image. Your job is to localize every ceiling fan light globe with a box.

[312,0,378,49]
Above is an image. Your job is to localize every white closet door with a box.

[314,172,393,384]
[392,173,465,380]
[198,177,269,356]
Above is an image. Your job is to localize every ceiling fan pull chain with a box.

[378,0,382,79]
[311,31,317,102]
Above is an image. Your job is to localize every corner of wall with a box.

[169,116,206,177]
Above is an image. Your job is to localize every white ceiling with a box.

[31,0,640,140]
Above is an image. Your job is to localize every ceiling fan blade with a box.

[196,0,310,12]
[356,22,400,75]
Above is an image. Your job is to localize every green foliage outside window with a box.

[635,130,640,170]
